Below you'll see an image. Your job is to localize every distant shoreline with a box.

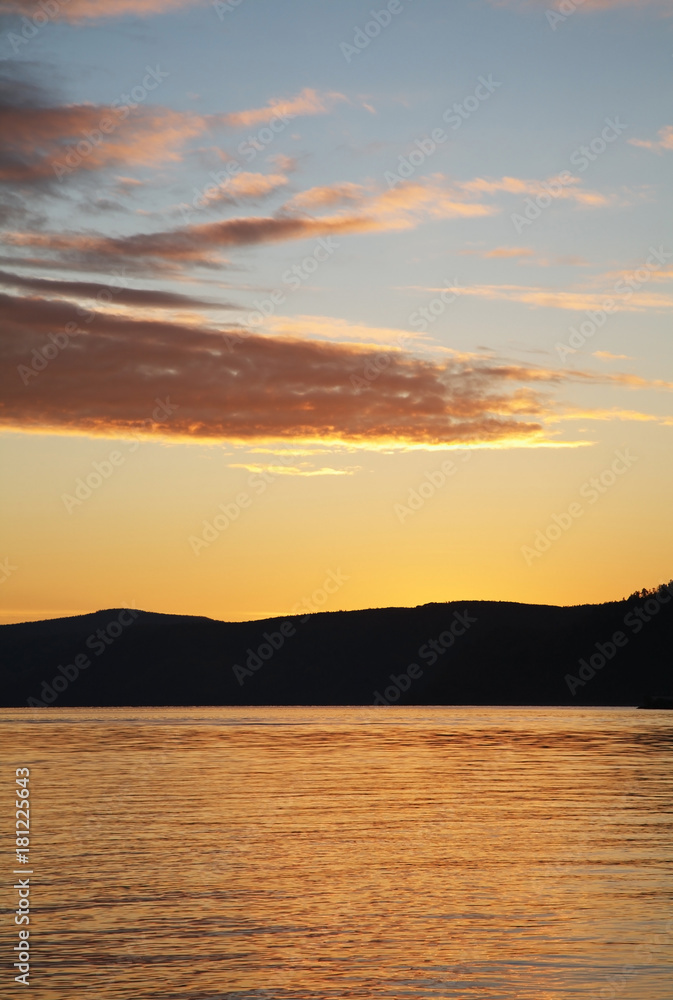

[1,590,671,709]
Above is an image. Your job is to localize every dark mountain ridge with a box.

[1,586,671,707]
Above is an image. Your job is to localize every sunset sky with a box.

[1,0,671,625]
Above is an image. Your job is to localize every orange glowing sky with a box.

[1,0,671,623]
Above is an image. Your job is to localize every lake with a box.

[1,706,672,999]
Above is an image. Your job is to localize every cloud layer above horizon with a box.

[0,0,670,454]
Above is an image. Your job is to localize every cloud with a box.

[485,246,534,259]
[360,177,497,225]
[0,76,343,186]
[218,89,346,128]
[590,371,673,390]
[593,351,635,361]
[628,125,673,153]
[455,174,612,208]
[0,191,45,229]
[0,292,577,448]
[193,172,290,208]
[114,176,145,191]
[554,407,672,424]
[489,0,670,10]
[548,367,673,391]
[0,146,617,277]
[435,282,673,313]
[0,102,204,185]
[229,463,361,477]
[4,0,667,19]
[283,173,605,240]
[1,176,496,273]
[552,255,590,267]
[0,269,229,309]
[0,0,203,20]
[600,261,673,285]
[459,247,590,267]
[461,246,534,259]
[287,183,368,210]
[1,217,340,270]
[263,314,431,347]
[267,154,298,173]
[3,290,666,447]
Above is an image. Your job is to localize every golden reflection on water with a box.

[1,707,672,999]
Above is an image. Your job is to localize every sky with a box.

[0,0,671,625]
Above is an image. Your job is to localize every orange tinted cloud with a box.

[554,407,673,423]
[229,463,361,477]
[490,0,670,9]
[2,177,496,272]
[0,269,229,309]
[447,283,673,313]
[196,172,289,207]
[263,314,431,347]
[0,87,342,185]
[0,291,565,447]
[1,217,350,269]
[628,126,673,152]
[2,290,661,447]
[593,351,635,361]
[456,174,612,207]
[281,175,498,223]
[460,246,534,259]
[370,177,496,225]
[218,89,346,128]
[459,247,589,266]
[267,153,298,173]
[486,246,534,258]
[0,0,202,19]
[287,183,367,210]
[0,103,202,184]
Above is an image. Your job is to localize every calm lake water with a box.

[1,706,672,999]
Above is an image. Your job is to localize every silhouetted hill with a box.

[1,592,671,707]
